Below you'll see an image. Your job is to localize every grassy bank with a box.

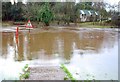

[78,22,113,28]
[2,21,114,28]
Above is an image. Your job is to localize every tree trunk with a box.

[45,22,49,26]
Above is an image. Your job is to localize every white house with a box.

[80,10,100,22]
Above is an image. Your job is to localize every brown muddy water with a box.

[0,27,118,80]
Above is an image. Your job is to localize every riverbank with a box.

[78,22,114,28]
[26,66,66,80]
[1,21,115,28]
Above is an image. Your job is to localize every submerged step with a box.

[26,66,65,80]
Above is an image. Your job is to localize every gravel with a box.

[26,66,66,80]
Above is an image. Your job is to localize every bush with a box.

[40,3,54,26]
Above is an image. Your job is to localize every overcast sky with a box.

[104,0,119,5]
[103,0,120,11]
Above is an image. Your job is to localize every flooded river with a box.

[0,27,118,80]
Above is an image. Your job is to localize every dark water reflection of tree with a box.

[1,30,116,61]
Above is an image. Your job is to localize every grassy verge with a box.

[2,21,115,28]
[60,64,76,80]
[78,22,113,28]
[19,64,30,80]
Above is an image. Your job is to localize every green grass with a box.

[60,64,76,80]
[19,64,30,79]
[78,22,113,28]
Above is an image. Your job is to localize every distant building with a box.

[79,10,100,22]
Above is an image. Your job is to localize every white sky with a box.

[104,0,120,11]
[104,0,119,5]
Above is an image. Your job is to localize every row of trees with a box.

[2,2,115,26]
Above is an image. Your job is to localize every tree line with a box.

[2,2,114,26]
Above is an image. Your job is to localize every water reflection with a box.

[1,29,117,62]
[1,28,118,80]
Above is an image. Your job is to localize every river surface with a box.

[0,27,118,80]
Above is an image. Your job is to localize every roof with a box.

[80,10,99,16]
